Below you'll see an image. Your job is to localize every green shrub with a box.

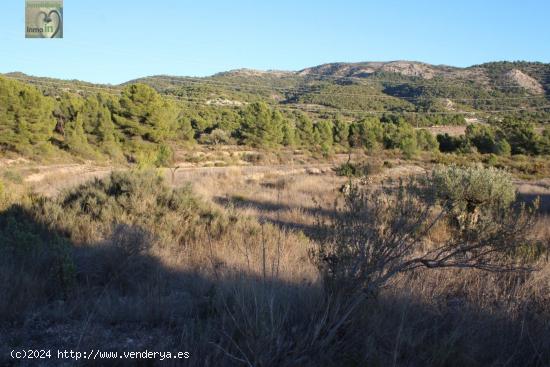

[335,162,358,177]
[314,120,334,149]
[416,129,439,151]
[494,139,512,156]
[332,117,349,146]
[134,149,158,169]
[320,142,332,158]
[484,154,499,166]
[115,84,179,143]
[240,102,284,147]
[466,124,497,154]
[399,136,418,159]
[383,119,416,152]
[500,118,541,155]
[35,170,222,245]
[155,143,174,167]
[0,76,56,154]
[437,133,471,153]
[335,160,384,177]
[198,128,233,145]
[348,117,383,150]
[431,164,516,227]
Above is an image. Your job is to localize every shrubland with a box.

[1,61,549,365]
[1,165,549,366]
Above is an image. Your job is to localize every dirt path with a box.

[2,158,548,214]
[3,161,339,197]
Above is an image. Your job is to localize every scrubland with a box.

[0,154,549,367]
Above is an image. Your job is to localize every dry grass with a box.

[1,159,549,366]
[178,166,344,238]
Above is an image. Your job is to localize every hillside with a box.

[1,66,550,366]
[3,61,550,122]
[124,61,550,122]
[1,61,549,167]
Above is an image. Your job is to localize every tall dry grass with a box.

[0,168,549,366]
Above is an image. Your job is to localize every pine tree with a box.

[282,119,297,147]
[240,102,284,148]
[116,84,178,143]
[79,93,122,159]
[332,116,350,147]
[349,117,383,150]
[0,77,56,153]
[314,120,334,148]
[296,112,316,147]
[178,117,196,142]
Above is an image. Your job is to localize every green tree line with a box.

[1,77,548,165]
[438,119,550,156]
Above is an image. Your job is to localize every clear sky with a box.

[1,0,549,84]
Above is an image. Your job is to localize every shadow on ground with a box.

[0,204,549,367]
[214,195,337,240]
[517,192,550,214]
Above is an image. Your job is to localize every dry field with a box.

[1,153,550,366]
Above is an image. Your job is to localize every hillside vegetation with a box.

[1,60,550,168]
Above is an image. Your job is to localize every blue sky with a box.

[1,0,549,84]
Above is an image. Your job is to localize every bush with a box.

[335,162,357,177]
[399,136,418,159]
[416,129,439,151]
[320,142,332,158]
[198,128,233,145]
[437,133,471,153]
[484,153,499,166]
[332,117,350,146]
[34,170,219,245]
[240,102,284,147]
[348,117,383,150]
[500,118,541,155]
[155,143,174,167]
[0,76,56,154]
[115,84,178,143]
[315,167,536,299]
[335,160,384,177]
[466,124,497,154]
[431,164,516,227]
[494,138,512,156]
[134,148,158,169]
[465,124,513,156]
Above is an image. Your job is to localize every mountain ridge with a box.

[3,60,549,86]
[3,60,549,123]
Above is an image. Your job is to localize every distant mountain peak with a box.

[214,68,293,78]
[297,61,459,79]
